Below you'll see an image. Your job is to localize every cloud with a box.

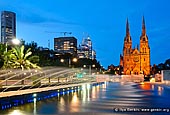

[17,11,78,26]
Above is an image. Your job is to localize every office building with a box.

[77,35,96,59]
[54,37,77,56]
[1,11,16,44]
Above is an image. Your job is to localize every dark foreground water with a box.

[1,82,170,115]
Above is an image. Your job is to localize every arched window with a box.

[126,48,130,54]
[142,47,147,53]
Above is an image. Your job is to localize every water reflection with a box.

[82,85,86,102]
[33,98,36,115]
[139,83,152,90]
[8,110,24,115]
[139,83,165,96]
[70,93,80,112]
[92,86,96,99]
[158,86,164,96]
[1,82,170,115]
[58,97,65,112]
[152,84,154,90]
[87,84,90,101]
[102,82,107,89]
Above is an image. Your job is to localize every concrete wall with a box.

[95,74,144,82]
[121,75,144,82]
[161,70,170,82]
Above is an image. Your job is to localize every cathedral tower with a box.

[139,16,150,75]
[121,17,151,75]
[123,19,132,75]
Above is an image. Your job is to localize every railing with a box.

[0,67,96,93]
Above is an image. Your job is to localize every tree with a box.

[3,45,40,70]
[164,59,170,69]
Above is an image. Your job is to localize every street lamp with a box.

[83,64,95,77]
[60,59,64,63]
[5,38,20,52]
[4,38,20,86]
[72,58,77,62]
[70,58,77,68]
[12,39,20,45]
[60,58,77,67]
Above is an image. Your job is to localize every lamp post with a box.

[83,64,95,77]
[5,38,20,52]
[60,58,77,67]
[4,38,20,86]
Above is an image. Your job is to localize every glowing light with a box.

[12,39,20,45]
[72,58,77,62]
[9,110,22,115]
[67,91,70,94]
[140,82,144,85]
[60,59,64,63]
[150,78,155,83]
[33,93,37,97]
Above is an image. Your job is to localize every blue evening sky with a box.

[0,0,170,68]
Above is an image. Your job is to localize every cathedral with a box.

[120,17,150,75]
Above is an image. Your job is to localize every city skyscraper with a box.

[77,35,96,59]
[1,11,16,44]
[120,17,150,75]
[54,37,77,56]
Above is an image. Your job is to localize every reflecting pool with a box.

[1,82,170,115]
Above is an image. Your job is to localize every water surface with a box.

[1,82,170,115]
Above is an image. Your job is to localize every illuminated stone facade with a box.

[120,17,150,75]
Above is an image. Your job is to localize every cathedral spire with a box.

[126,18,130,37]
[142,16,146,35]
[124,18,131,42]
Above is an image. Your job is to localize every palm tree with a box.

[3,45,40,70]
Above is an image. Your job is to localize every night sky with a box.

[0,0,170,68]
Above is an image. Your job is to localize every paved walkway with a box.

[0,82,94,98]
